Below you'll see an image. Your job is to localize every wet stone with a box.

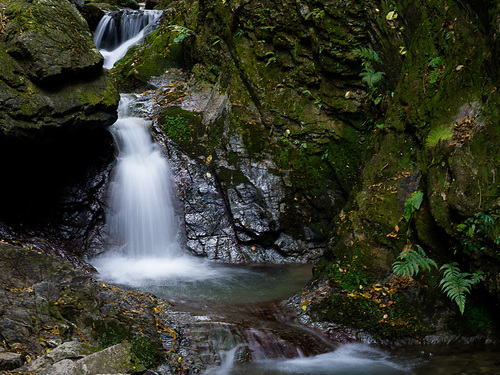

[0,352,24,371]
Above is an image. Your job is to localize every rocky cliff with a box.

[113,0,500,342]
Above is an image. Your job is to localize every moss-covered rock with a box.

[3,0,102,83]
[0,0,119,132]
[309,0,500,341]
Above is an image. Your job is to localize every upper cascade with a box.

[94,10,162,69]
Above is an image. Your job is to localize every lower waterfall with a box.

[107,95,179,258]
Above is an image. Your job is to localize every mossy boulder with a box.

[3,0,102,83]
[0,0,119,249]
[0,0,119,132]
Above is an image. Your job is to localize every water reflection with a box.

[91,255,313,305]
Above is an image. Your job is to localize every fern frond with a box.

[353,47,382,64]
[392,245,437,277]
[360,69,385,88]
[440,263,483,315]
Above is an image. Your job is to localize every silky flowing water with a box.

[89,9,500,375]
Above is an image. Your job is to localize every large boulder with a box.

[23,341,145,375]
[0,0,119,132]
[2,0,102,84]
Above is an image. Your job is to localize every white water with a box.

[91,95,205,282]
[107,95,178,257]
[90,10,214,283]
[93,10,162,69]
[208,343,416,375]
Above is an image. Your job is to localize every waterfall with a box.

[90,7,197,282]
[92,8,177,258]
[93,10,162,69]
[107,95,179,257]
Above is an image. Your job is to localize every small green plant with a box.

[440,263,483,315]
[359,69,385,89]
[353,47,385,94]
[392,248,483,315]
[353,47,382,66]
[305,8,325,20]
[163,114,192,143]
[425,126,454,147]
[457,212,500,254]
[392,245,437,277]
[168,25,195,44]
[264,51,276,67]
[427,56,445,85]
[403,191,424,222]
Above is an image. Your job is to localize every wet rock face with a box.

[165,136,295,263]
[134,78,322,263]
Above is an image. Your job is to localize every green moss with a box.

[89,318,131,347]
[131,336,164,368]
[84,317,163,368]
[111,23,189,89]
[463,302,496,333]
[159,106,206,155]
[444,295,497,336]
[311,289,430,340]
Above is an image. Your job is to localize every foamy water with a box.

[90,255,222,286]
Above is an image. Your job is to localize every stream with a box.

[90,8,500,375]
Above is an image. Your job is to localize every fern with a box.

[440,263,483,315]
[353,47,382,65]
[392,245,437,277]
[425,127,453,147]
[359,69,385,88]
[168,25,195,44]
